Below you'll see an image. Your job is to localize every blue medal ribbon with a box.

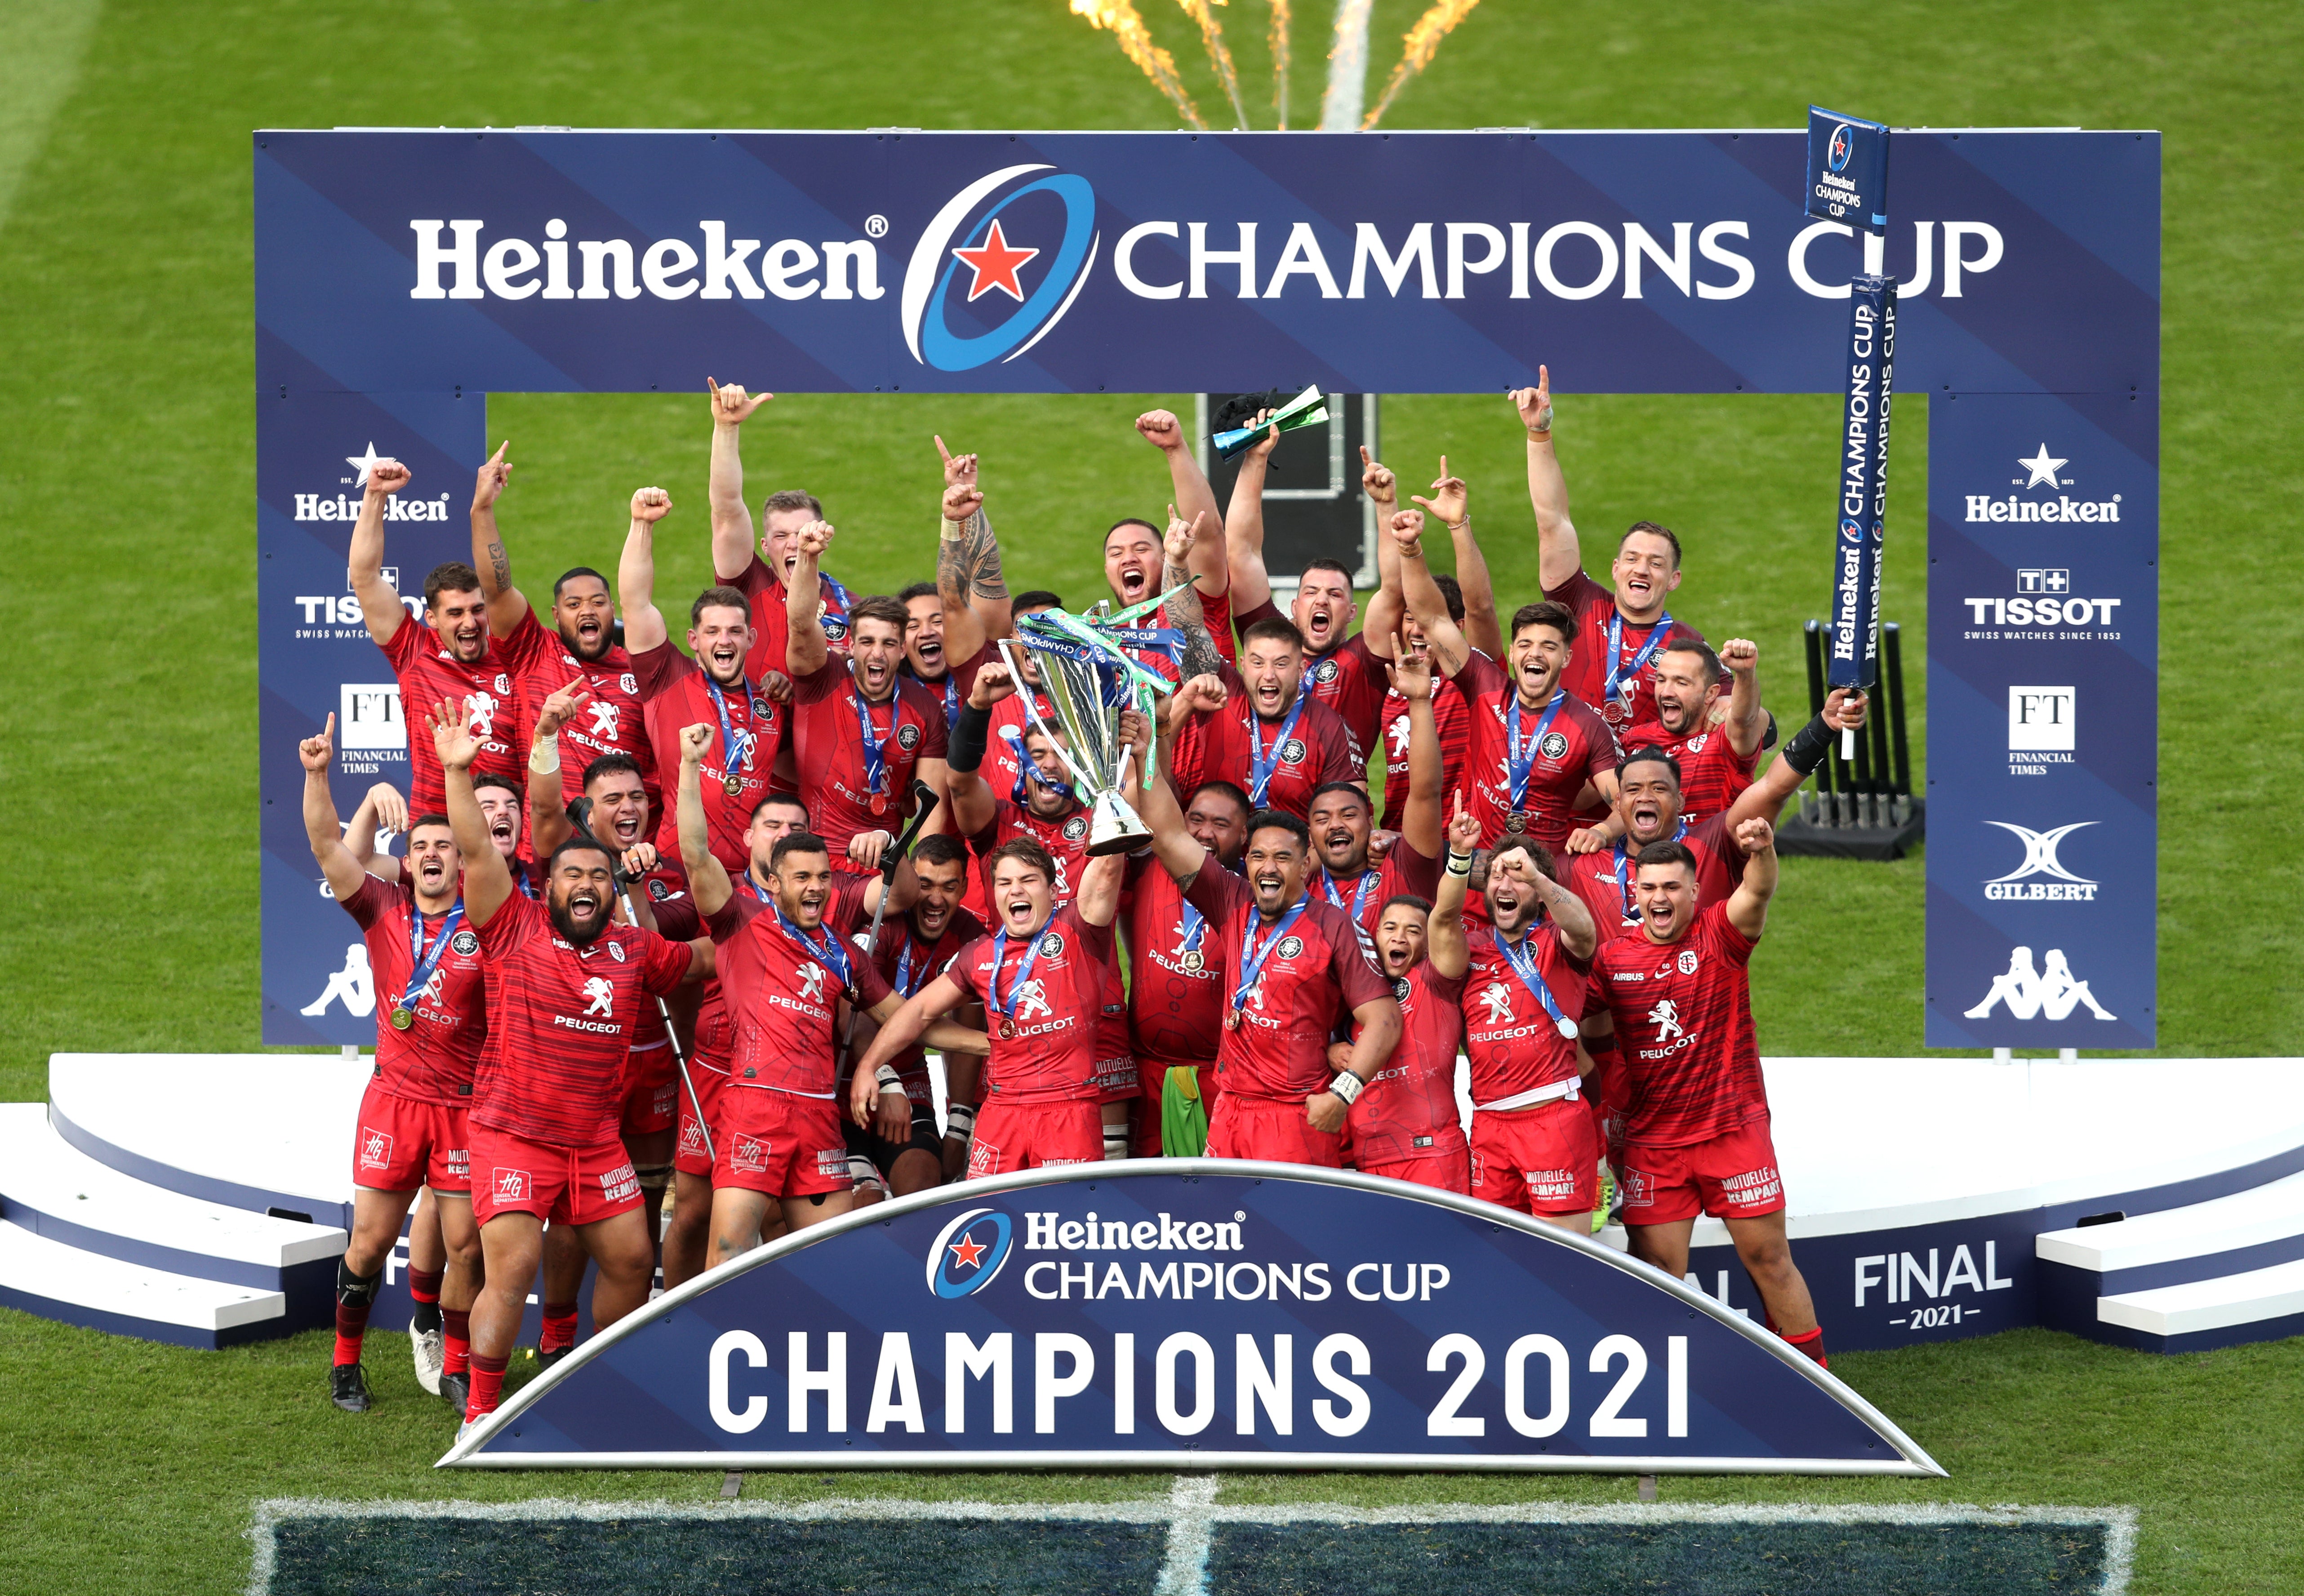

[943,674,960,726]
[1505,690,1567,822]
[989,925,1050,1027]
[776,908,854,996]
[849,680,897,799]
[512,864,539,900]
[1232,900,1308,1019]
[740,867,772,903]
[1495,929,1579,1039]
[1174,897,1209,966]
[1604,610,1675,713]
[1317,867,1379,958]
[397,902,466,1015]
[894,935,935,999]
[1003,730,1074,805]
[1610,818,1688,925]
[704,673,756,785]
[1245,694,1310,808]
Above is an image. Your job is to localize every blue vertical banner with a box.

[259,387,486,1045]
[1925,391,2157,1048]
[1826,276,1897,691]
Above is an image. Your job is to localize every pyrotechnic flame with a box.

[1175,0,1250,132]
[1068,0,1208,129]
[1362,0,1483,129]
[1267,0,1292,129]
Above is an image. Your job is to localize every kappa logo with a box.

[925,1206,1016,1298]
[1279,738,1308,765]
[581,976,616,1017]
[1477,982,1517,1023]
[897,721,922,751]
[358,1126,393,1169]
[1676,949,1699,975]
[585,701,620,740]
[449,929,480,956]
[902,165,1099,373]
[1983,821,2100,901]
[796,962,828,1005]
[1964,946,2117,1023]
[1539,730,1570,760]
[1276,935,1305,960]
[1062,814,1089,841]
[493,1167,529,1201]
[1648,998,1685,1042]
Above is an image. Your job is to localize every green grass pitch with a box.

[0,1,2299,1592]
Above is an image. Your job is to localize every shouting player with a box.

[302,716,486,1416]
[1588,821,1828,1365]
[1305,639,1445,960]
[1104,409,1232,676]
[1331,890,1470,1192]
[1165,615,1365,823]
[1125,777,1250,1156]
[704,380,854,677]
[1608,637,1765,828]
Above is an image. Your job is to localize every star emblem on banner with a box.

[345,441,387,488]
[2015,444,2066,489]
[951,220,1038,303]
[948,1232,988,1271]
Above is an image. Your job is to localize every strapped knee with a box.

[335,1257,382,1307]
[633,1163,673,1195]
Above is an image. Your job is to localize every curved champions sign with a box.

[441,1162,1943,1475]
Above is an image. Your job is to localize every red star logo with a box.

[948,1232,988,1271]
[951,220,1038,304]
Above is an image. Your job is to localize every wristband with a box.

[875,1063,905,1095]
[1444,518,1469,533]
[944,1101,978,1140]
[940,517,968,543]
[529,740,560,775]
[1778,712,1837,778]
[1400,540,1425,560]
[1444,849,1473,876]
[1327,1071,1364,1107]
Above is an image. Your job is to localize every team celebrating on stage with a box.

[303,370,1871,1437]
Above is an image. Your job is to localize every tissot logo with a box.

[925,1206,1014,1298]
[1982,821,2099,901]
[1964,445,2121,524]
[1962,565,2123,630]
[902,165,1099,373]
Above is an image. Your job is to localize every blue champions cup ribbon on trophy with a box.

[1806,107,1890,231]
[1827,274,1899,749]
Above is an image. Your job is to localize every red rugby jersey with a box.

[1378,673,1474,826]
[342,876,487,1103]
[1183,866,1393,1103]
[1123,853,1228,1068]
[950,905,1114,1105]
[1543,569,1708,734]
[1587,902,1766,1147]
[1460,925,1589,1104]
[788,662,949,870]
[863,905,986,1106]
[1348,961,1468,1166]
[634,862,732,1080]
[380,613,528,819]
[502,607,657,815]
[469,894,693,1147]
[1234,600,1387,752]
[632,640,786,877]
[1452,654,1621,854]
[1563,814,1745,943]
[733,551,853,682]
[1619,720,1757,827]
[1172,662,1363,821]
[1306,838,1441,964]
[707,891,893,1100]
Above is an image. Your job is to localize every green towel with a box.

[1160,1065,1209,1157]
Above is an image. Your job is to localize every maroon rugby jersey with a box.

[342,876,487,1102]
[863,905,987,1107]
[1588,902,1766,1147]
[380,613,528,819]
[1348,961,1468,1166]
[1233,600,1387,751]
[707,890,893,1099]
[969,798,1092,909]
[1460,926,1589,1103]
[733,551,853,681]
[1183,866,1393,1103]
[1619,720,1756,827]
[469,894,692,1147]
[503,607,657,814]
[1172,662,1363,821]
[951,906,1113,1104]
[1379,673,1474,826]
[1543,569,1707,733]
[1563,814,1745,943]
[1123,853,1228,1068]
[1306,838,1441,963]
[788,662,948,871]
[636,862,732,1081]
[633,639,786,876]
[1453,654,1621,854]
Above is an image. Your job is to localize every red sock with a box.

[540,1302,578,1354]
[332,1299,372,1367]
[442,1308,471,1376]
[409,1268,443,1306]
[467,1352,509,1417]
[1784,1326,1829,1368]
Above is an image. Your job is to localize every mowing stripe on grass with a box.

[249,1487,2137,1596]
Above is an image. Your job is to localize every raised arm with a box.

[707,378,771,582]
[1720,637,1767,758]
[783,520,836,678]
[524,683,591,858]
[1122,693,1210,885]
[1724,817,1780,941]
[933,436,1009,658]
[300,715,371,904]
[343,782,409,874]
[1426,798,1480,979]
[1512,367,1582,593]
[426,698,513,925]
[617,487,674,655]
[1161,507,1228,682]
[1221,416,1281,616]
[1528,853,1598,961]
[1425,457,1504,659]
[674,723,735,916]
[1387,640,1446,859]
[1137,409,1225,595]
[347,459,414,646]
[1359,450,1402,658]
[1388,509,1473,679]
[467,441,529,637]
[1726,687,1870,829]
[944,662,1012,839]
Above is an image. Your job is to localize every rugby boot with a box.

[409,1316,446,1396]
[330,1362,373,1413]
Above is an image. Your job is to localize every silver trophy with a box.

[999,602,1179,858]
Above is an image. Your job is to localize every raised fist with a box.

[968,662,1018,709]
[1734,816,1776,857]
[1720,637,1758,672]
[1411,456,1467,527]
[1387,507,1425,549]
[1173,672,1228,718]
[1135,409,1184,452]
[1245,409,1281,463]
[631,485,672,524]
[1116,707,1151,756]
[679,722,717,766]
[473,442,513,511]
[795,520,835,558]
[1359,445,1396,506]
[1510,364,1554,434]
[942,483,984,525]
[367,459,411,497]
[298,713,337,773]
[1564,826,1609,855]
[707,377,771,427]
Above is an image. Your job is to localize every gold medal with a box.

[389,1006,415,1031]
[1506,812,1527,833]
[724,774,744,797]
[999,1018,1017,1040]
[1224,1008,1242,1031]
[1180,951,1204,973]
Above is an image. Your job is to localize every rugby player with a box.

[783,522,950,873]
[1165,617,1365,822]
[466,441,657,816]
[704,380,854,675]
[1329,890,1470,1192]
[1393,508,1621,854]
[1126,716,1401,1167]
[346,774,538,899]
[1587,822,1828,1365]
[346,458,522,818]
[1125,778,1250,1156]
[1517,368,1709,730]
[903,435,1016,727]
[1604,637,1765,829]
[1104,409,1232,676]
[675,725,984,1263]
[1367,453,1496,820]
[1428,800,1604,1230]
[1305,639,1445,959]
[302,716,485,1415]
[429,702,712,1437]
[618,486,788,876]
[852,836,1125,1177]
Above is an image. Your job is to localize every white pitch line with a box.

[1153,1474,1220,1596]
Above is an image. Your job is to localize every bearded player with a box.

[1325,891,1469,1192]
[705,380,855,676]
[1125,777,1250,1156]
[1601,637,1766,828]
[1588,822,1828,1365]
[302,716,486,1417]
[1305,638,1445,960]
[1166,615,1365,823]
[854,836,1125,1176]
[430,702,711,1439]
[1126,716,1400,1166]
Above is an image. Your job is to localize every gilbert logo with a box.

[1983,821,2099,902]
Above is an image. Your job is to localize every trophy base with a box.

[1086,791,1152,857]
